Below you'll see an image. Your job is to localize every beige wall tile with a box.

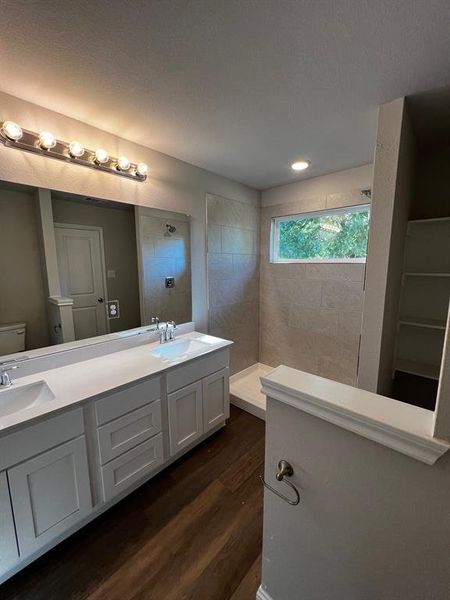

[209,301,258,332]
[326,189,369,209]
[232,254,259,279]
[154,237,187,259]
[289,305,339,336]
[321,280,364,311]
[303,263,366,282]
[208,194,259,230]
[260,339,319,374]
[207,224,222,253]
[337,310,363,339]
[318,355,358,385]
[207,253,233,280]
[209,277,258,308]
[221,226,256,254]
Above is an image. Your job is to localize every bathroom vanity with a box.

[0,330,231,583]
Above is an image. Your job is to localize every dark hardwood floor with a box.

[1,406,265,600]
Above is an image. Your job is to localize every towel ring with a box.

[260,460,300,506]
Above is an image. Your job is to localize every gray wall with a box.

[0,186,50,350]
[260,167,372,386]
[52,196,141,334]
[206,193,259,375]
[136,207,192,325]
[412,143,450,219]
[261,397,450,600]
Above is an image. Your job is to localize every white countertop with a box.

[0,332,232,435]
[261,365,449,465]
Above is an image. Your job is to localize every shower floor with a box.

[230,363,274,420]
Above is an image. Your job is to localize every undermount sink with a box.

[151,338,210,361]
[0,380,55,418]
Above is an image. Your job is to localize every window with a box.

[271,204,370,263]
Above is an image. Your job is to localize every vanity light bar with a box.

[0,120,148,181]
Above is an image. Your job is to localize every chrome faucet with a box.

[150,316,160,330]
[0,365,18,387]
[160,321,177,344]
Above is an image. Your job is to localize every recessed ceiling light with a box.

[291,160,310,171]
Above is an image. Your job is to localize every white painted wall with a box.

[0,91,259,333]
[261,164,373,207]
[260,396,450,600]
[358,98,415,393]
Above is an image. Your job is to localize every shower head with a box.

[166,223,177,234]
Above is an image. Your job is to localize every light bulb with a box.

[291,160,310,171]
[69,141,85,158]
[39,131,56,150]
[136,162,148,177]
[95,148,109,164]
[117,156,130,171]
[1,121,23,141]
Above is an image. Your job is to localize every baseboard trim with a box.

[256,585,274,600]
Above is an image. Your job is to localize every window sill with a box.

[270,258,367,264]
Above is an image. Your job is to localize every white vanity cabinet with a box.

[0,337,231,584]
[95,376,164,501]
[203,367,230,433]
[168,381,203,454]
[167,350,230,457]
[0,471,19,574]
[0,408,92,561]
[8,437,92,556]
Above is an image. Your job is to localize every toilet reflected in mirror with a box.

[0,323,26,355]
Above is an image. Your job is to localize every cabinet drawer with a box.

[167,349,229,393]
[97,401,162,464]
[0,408,84,471]
[95,377,160,425]
[101,434,164,501]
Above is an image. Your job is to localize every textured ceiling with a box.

[0,0,449,189]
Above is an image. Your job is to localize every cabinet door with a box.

[168,381,203,456]
[0,471,19,577]
[8,437,92,557]
[202,367,230,433]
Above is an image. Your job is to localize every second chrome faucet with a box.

[160,321,176,344]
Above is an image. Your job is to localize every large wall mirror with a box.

[0,181,192,359]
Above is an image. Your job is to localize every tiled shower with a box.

[207,188,369,415]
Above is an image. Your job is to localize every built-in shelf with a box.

[399,317,447,331]
[408,216,450,225]
[403,272,450,278]
[395,359,440,381]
